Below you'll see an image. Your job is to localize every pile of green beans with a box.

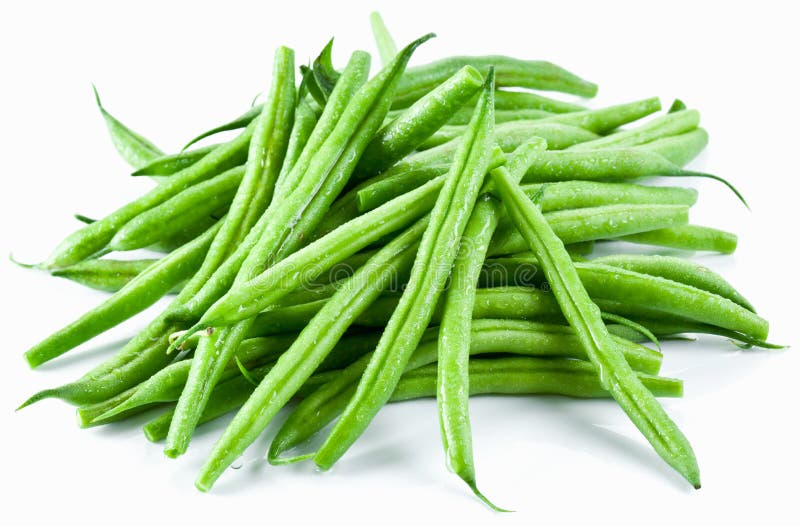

[15,11,780,511]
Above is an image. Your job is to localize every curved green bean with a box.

[617,224,737,254]
[132,144,219,177]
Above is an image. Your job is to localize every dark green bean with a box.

[182,105,263,151]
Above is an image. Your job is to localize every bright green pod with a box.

[638,128,709,167]
[618,224,737,254]
[569,109,701,151]
[488,203,690,256]
[108,165,244,252]
[51,258,167,293]
[19,219,222,371]
[394,55,598,107]
[356,65,484,176]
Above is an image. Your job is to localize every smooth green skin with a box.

[182,105,263,151]
[537,97,661,133]
[370,11,398,65]
[488,203,690,256]
[195,219,427,490]
[492,89,585,113]
[639,128,709,167]
[625,318,783,349]
[147,211,223,254]
[145,355,681,444]
[419,120,598,150]
[576,263,768,340]
[276,98,321,190]
[490,166,701,487]
[132,144,218,176]
[387,89,586,117]
[422,97,661,147]
[170,40,432,458]
[355,65,484,176]
[522,181,698,212]
[569,109,701,151]
[92,86,163,170]
[447,107,552,126]
[618,224,737,254]
[19,220,222,371]
[312,71,497,471]
[268,321,668,464]
[51,258,160,293]
[42,118,255,269]
[436,143,545,507]
[521,148,697,183]
[592,254,754,311]
[393,55,597,108]
[109,165,244,252]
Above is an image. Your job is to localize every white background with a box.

[2,0,798,524]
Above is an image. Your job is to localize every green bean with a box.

[638,128,709,167]
[168,39,432,458]
[51,258,167,293]
[617,224,737,254]
[522,181,698,212]
[41,121,255,269]
[592,254,754,311]
[447,107,552,126]
[520,148,746,207]
[276,98,321,189]
[76,387,142,428]
[488,203,690,256]
[268,320,666,464]
[312,70,497,471]
[626,318,784,349]
[425,98,662,147]
[19,219,222,371]
[394,56,597,108]
[132,144,219,176]
[92,85,163,170]
[402,357,682,399]
[489,165,700,487]
[492,89,586,113]
[356,65,484,176]
[147,212,222,254]
[419,120,599,151]
[108,165,244,252]
[182,105,263,151]
[370,11,398,65]
[195,219,427,490]
[436,142,544,508]
[568,109,701,150]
